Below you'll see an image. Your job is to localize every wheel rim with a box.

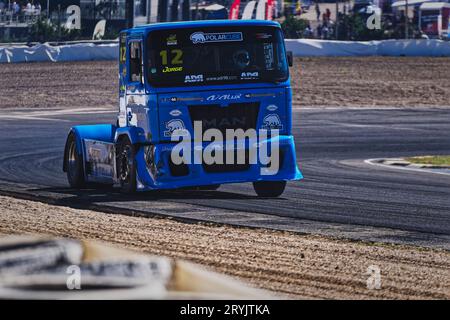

[119,145,131,184]
[68,141,77,179]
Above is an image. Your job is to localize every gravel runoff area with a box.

[0,195,449,300]
[1,57,449,110]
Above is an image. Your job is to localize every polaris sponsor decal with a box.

[164,119,189,137]
[262,114,283,130]
[241,71,259,80]
[184,74,204,83]
[206,93,242,101]
[190,32,243,44]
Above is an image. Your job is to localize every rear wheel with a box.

[117,137,137,194]
[253,181,286,197]
[65,133,86,189]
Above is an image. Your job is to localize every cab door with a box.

[124,36,150,135]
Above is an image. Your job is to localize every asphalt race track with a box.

[1,107,449,249]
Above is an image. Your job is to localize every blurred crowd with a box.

[301,1,352,40]
[0,1,42,24]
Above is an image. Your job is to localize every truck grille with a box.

[189,102,259,173]
[188,102,260,136]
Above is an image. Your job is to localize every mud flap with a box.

[84,139,116,184]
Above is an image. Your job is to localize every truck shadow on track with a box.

[17,186,287,220]
[27,186,286,207]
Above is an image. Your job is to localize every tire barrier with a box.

[0,235,270,299]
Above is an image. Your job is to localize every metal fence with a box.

[0,9,41,26]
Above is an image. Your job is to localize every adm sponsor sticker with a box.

[184,74,204,83]
[241,71,259,80]
[190,32,243,44]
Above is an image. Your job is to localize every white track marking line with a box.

[0,107,114,122]
[0,115,70,122]
[365,158,450,176]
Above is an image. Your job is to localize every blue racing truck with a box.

[63,20,303,197]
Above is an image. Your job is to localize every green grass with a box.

[406,155,450,166]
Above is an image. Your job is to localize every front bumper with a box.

[134,135,302,191]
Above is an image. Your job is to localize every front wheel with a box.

[253,181,286,197]
[116,137,137,194]
[65,133,86,189]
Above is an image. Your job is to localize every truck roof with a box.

[124,20,281,35]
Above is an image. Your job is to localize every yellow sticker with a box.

[162,66,183,73]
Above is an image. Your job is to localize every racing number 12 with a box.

[160,49,183,65]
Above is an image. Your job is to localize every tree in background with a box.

[281,14,309,38]
[28,17,81,42]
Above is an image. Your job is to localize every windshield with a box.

[146,26,289,87]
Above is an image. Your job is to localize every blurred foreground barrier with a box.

[2,39,449,63]
[0,236,271,299]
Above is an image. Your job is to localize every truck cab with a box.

[64,20,303,197]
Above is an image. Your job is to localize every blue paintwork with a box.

[68,20,303,190]
[70,124,116,150]
[135,135,302,190]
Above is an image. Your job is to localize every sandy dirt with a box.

[0,195,448,300]
[1,57,449,110]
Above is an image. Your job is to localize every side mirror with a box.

[287,51,294,67]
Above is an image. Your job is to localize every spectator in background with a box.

[322,24,329,39]
[13,2,20,15]
[322,12,328,25]
[315,2,320,22]
[326,8,331,22]
[303,23,313,38]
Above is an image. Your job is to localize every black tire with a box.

[116,137,137,194]
[253,181,286,197]
[65,133,86,189]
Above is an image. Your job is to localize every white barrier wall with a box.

[1,39,449,63]
[0,42,118,63]
[285,39,378,56]
[285,39,450,57]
